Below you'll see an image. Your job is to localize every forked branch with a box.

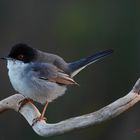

[0,79,140,137]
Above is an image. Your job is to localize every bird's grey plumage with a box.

[7,61,68,103]
[2,43,113,104]
[31,63,78,85]
[34,50,69,72]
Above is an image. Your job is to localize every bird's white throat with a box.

[7,60,28,71]
[7,60,29,95]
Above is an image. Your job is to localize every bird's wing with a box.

[32,63,78,85]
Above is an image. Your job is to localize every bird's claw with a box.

[32,116,47,126]
[18,98,34,111]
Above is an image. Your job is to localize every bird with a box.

[1,43,113,124]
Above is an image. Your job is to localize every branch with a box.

[0,79,140,137]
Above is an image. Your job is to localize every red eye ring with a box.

[17,54,24,60]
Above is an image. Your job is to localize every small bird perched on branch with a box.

[1,43,113,124]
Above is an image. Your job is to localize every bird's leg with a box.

[40,101,49,119]
[18,98,34,111]
[32,101,48,126]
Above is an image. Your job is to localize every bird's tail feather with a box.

[68,49,113,77]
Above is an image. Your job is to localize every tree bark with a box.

[0,79,140,137]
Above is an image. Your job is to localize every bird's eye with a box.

[17,54,24,60]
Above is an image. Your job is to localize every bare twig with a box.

[0,79,140,137]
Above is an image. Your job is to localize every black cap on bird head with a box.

[8,43,37,63]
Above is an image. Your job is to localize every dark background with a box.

[0,0,140,140]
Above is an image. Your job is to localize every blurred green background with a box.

[0,0,140,140]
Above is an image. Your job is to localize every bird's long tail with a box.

[68,49,113,77]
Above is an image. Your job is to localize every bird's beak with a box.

[0,57,7,60]
[0,57,11,60]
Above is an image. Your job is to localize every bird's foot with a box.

[18,98,34,111]
[32,116,47,126]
